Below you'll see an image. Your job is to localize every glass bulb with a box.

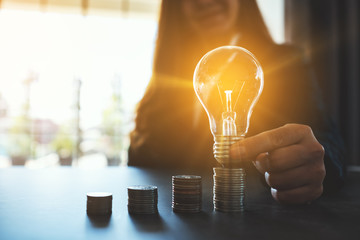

[193,46,264,165]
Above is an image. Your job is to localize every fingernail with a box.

[253,160,261,169]
[271,187,277,198]
[265,171,270,181]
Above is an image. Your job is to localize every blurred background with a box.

[0,0,358,168]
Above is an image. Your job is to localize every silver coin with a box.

[213,167,246,213]
[173,175,201,180]
[87,192,113,198]
[214,207,244,213]
[128,185,158,191]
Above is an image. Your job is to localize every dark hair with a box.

[153,0,275,79]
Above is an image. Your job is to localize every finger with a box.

[253,152,269,174]
[266,143,324,172]
[271,184,323,205]
[267,144,309,172]
[264,161,326,191]
[252,141,325,173]
[230,124,313,161]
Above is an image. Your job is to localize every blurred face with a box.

[181,0,239,37]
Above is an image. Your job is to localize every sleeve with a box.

[298,52,345,194]
[307,69,346,194]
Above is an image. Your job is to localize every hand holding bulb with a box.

[230,124,326,205]
[194,46,325,205]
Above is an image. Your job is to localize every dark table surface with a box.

[0,167,359,240]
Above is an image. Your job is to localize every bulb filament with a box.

[225,90,232,112]
[222,90,237,136]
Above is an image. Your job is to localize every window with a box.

[258,0,285,43]
[0,1,160,168]
[0,0,284,168]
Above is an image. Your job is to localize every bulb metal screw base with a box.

[213,135,246,212]
[213,135,243,166]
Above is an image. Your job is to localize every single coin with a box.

[87,192,113,198]
[173,175,201,180]
[128,185,158,191]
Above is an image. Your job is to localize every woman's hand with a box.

[230,124,326,204]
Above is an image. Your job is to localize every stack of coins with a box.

[213,167,246,212]
[172,175,202,213]
[127,185,158,214]
[86,192,113,215]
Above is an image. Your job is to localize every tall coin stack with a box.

[86,192,113,215]
[213,167,246,212]
[172,175,202,213]
[127,185,158,214]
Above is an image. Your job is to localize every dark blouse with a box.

[128,44,345,193]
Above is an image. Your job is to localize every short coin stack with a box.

[86,192,113,215]
[172,175,202,213]
[127,185,158,214]
[213,167,246,212]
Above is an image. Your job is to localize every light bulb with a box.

[193,46,264,166]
